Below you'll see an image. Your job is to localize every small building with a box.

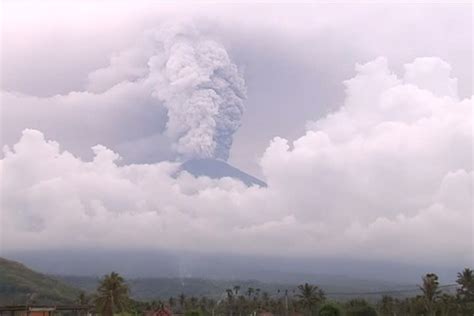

[145,306,173,316]
[0,305,92,316]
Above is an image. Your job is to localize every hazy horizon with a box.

[2,248,464,285]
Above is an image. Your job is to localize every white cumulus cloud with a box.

[1,57,472,267]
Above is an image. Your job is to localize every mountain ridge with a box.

[180,158,267,187]
[0,257,81,304]
[0,256,431,303]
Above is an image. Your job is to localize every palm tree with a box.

[169,297,176,311]
[95,272,129,316]
[233,286,241,296]
[237,295,247,316]
[246,287,255,299]
[379,295,395,316]
[226,288,235,301]
[179,293,187,311]
[419,273,441,316]
[77,292,90,316]
[77,292,89,305]
[190,296,198,309]
[226,288,236,316]
[457,268,474,315]
[295,283,325,316]
[260,292,270,311]
[457,268,474,300]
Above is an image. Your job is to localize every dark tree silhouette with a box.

[295,283,326,316]
[457,268,474,315]
[95,272,129,316]
[419,273,441,316]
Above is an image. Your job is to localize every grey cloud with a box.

[148,24,246,160]
[1,57,472,267]
[2,4,472,175]
[2,22,246,162]
[1,3,472,268]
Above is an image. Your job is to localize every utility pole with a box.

[285,289,288,316]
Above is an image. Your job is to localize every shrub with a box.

[185,309,203,316]
[319,302,342,316]
[345,299,378,316]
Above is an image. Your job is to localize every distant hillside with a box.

[6,249,456,284]
[57,275,416,302]
[0,255,421,304]
[0,257,81,304]
[59,276,294,301]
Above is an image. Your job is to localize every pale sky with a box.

[0,1,472,269]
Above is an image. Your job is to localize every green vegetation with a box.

[0,257,81,304]
[1,257,473,316]
[84,270,473,316]
[457,268,474,314]
[419,273,441,316]
[345,299,377,316]
[318,302,342,316]
[295,283,325,315]
[95,272,130,316]
[89,270,474,316]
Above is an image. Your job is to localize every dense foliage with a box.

[95,272,130,315]
[1,258,472,316]
[82,269,474,316]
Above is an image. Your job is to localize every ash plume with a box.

[149,23,247,161]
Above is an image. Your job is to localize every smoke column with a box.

[149,24,247,161]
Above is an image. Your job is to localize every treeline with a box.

[79,268,473,316]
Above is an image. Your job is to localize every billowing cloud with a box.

[260,57,472,263]
[1,22,246,162]
[87,22,246,160]
[149,24,246,160]
[3,3,472,179]
[1,57,471,266]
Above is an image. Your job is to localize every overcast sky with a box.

[0,1,472,269]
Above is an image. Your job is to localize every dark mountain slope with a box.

[181,159,267,187]
[0,257,81,304]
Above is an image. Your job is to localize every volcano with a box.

[180,159,267,187]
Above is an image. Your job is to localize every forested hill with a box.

[0,257,81,304]
[1,255,428,303]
